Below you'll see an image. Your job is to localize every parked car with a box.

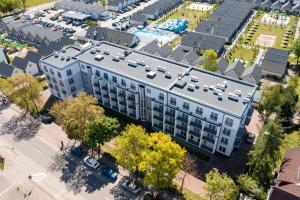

[57,18,63,22]
[70,147,84,157]
[121,179,141,194]
[112,22,118,27]
[101,167,117,181]
[83,156,100,169]
[41,114,53,124]
[81,24,88,28]
[246,132,255,143]
[50,16,58,21]
[66,20,72,25]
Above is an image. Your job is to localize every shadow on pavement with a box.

[0,114,41,141]
[110,177,141,200]
[48,152,110,194]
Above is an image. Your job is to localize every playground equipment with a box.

[153,19,188,34]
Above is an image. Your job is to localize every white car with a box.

[121,179,141,194]
[83,156,100,169]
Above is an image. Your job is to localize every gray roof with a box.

[181,50,201,65]
[181,32,226,54]
[0,47,9,64]
[140,40,160,54]
[108,0,122,7]
[156,43,172,57]
[12,56,28,71]
[0,62,15,77]
[241,64,262,84]
[85,26,139,47]
[37,38,76,56]
[25,51,42,64]
[218,57,229,74]
[143,0,182,18]
[261,48,289,76]
[131,13,147,22]
[41,41,257,117]
[169,46,187,61]
[225,60,245,78]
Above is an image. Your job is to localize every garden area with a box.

[155,1,213,31]
[226,11,298,66]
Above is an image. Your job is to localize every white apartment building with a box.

[40,41,257,157]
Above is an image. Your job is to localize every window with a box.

[225,117,233,127]
[146,88,151,94]
[130,83,136,90]
[104,73,108,80]
[49,83,53,88]
[95,70,100,77]
[62,90,66,95]
[46,75,51,80]
[54,85,59,91]
[159,93,164,101]
[50,68,54,75]
[52,77,57,84]
[57,72,62,78]
[195,118,201,125]
[219,146,226,153]
[69,78,74,85]
[208,124,216,131]
[44,66,48,72]
[220,137,228,145]
[112,76,117,83]
[210,112,218,121]
[196,107,203,115]
[66,69,72,76]
[170,97,176,105]
[71,86,76,93]
[121,79,126,86]
[59,80,64,87]
[183,102,189,110]
[223,128,231,136]
[81,64,85,70]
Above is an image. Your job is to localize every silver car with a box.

[121,179,141,194]
[83,156,100,169]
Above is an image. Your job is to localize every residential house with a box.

[143,0,182,20]
[267,147,300,200]
[240,64,263,85]
[140,40,160,53]
[261,48,289,80]
[85,26,140,48]
[0,62,24,78]
[12,56,39,76]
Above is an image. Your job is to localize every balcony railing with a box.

[127,96,135,101]
[189,130,201,138]
[153,124,163,131]
[103,94,109,99]
[203,127,217,135]
[118,93,126,97]
[128,104,136,110]
[119,101,126,106]
[202,135,215,144]
[153,115,163,121]
[153,106,163,113]
[200,144,213,153]
[189,121,202,129]
[176,116,188,123]
[164,120,175,126]
[164,128,174,135]
[176,125,187,132]
[101,86,108,90]
[188,139,199,147]
[111,98,117,102]
[175,134,186,141]
[165,111,175,117]
[110,89,117,94]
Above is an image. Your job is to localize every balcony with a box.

[101,86,108,91]
[165,128,174,135]
[189,121,202,129]
[94,83,100,87]
[188,139,199,147]
[119,101,126,106]
[120,109,127,114]
[165,111,175,117]
[111,97,117,102]
[128,104,136,110]
[153,115,163,121]
[112,106,118,110]
[102,94,109,99]
[95,91,101,95]
[175,134,186,141]
[203,127,217,135]
[202,135,215,144]
[153,124,163,131]
[129,113,136,118]
[104,102,110,107]
[110,89,117,94]
[176,116,188,123]
[189,130,201,138]
[127,96,135,101]
[176,125,187,132]
[200,144,213,153]
[164,120,175,126]
[118,93,126,97]
[153,106,163,113]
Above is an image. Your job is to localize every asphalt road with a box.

[0,105,141,200]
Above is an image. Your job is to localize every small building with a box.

[261,48,289,80]
[62,11,90,22]
[130,13,147,27]
[0,47,9,64]
[267,147,300,200]
[143,0,182,20]
[12,56,39,76]
[0,62,23,78]
[85,26,140,48]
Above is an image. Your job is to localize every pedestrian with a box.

[60,141,64,151]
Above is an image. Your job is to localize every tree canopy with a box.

[0,73,42,114]
[204,168,239,200]
[139,132,186,189]
[292,38,300,68]
[113,124,149,173]
[202,50,218,72]
[50,92,104,141]
[247,120,282,188]
[237,174,265,199]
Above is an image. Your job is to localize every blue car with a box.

[70,147,82,157]
[101,167,117,180]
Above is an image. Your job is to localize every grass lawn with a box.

[227,46,255,66]
[169,36,182,48]
[175,184,205,200]
[26,0,55,8]
[156,2,210,31]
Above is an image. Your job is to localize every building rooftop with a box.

[41,41,256,117]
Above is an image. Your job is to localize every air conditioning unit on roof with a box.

[157,66,166,72]
[145,65,151,72]
[188,84,195,91]
[228,92,239,101]
[165,72,171,79]
[191,76,199,82]
[103,50,110,55]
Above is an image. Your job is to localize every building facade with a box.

[40,41,256,157]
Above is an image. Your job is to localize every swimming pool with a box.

[129,27,177,44]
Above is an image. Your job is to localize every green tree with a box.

[292,38,300,69]
[237,174,266,199]
[113,124,149,174]
[86,116,119,156]
[0,73,42,115]
[278,86,297,124]
[259,85,285,119]
[139,132,186,189]
[50,92,104,143]
[202,50,218,72]
[204,168,239,200]
[247,120,282,188]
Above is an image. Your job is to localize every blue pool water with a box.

[131,28,176,43]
